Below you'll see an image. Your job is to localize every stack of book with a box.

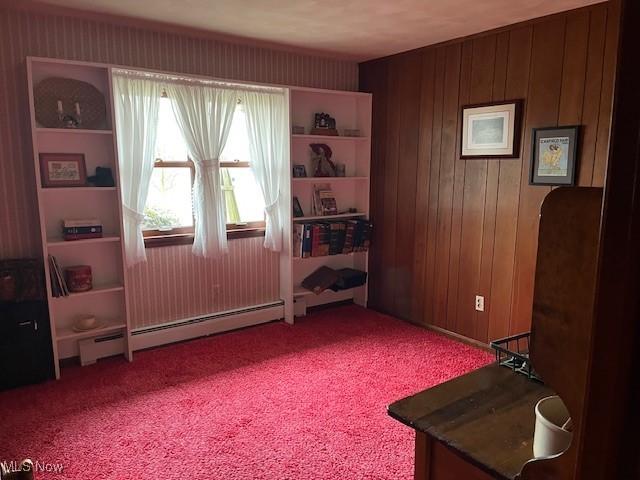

[293,219,372,258]
[62,218,103,241]
[48,255,69,297]
[312,184,338,216]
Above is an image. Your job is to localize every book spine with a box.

[343,222,355,254]
[63,233,103,241]
[328,222,341,255]
[63,225,103,235]
[302,224,312,258]
[311,224,322,257]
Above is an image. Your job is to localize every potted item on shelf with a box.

[39,153,87,188]
[62,218,103,241]
[64,265,93,293]
[310,112,338,136]
[310,144,336,177]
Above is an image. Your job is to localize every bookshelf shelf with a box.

[46,235,121,247]
[56,319,126,342]
[291,134,368,142]
[52,284,125,299]
[293,251,367,261]
[292,176,368,183]
[36,127,113,135]
[293,212,367,222]
[41,186,117,192]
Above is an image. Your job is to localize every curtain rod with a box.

[112,68,285,94]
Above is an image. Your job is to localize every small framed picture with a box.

[293,165,307,178]
[461,100,523,159]
[39,153,87,188]
[530,126,580,186]
[293,197,304,218]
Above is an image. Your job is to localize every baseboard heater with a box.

[130,301,285,352]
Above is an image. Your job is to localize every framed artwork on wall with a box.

[460,100,523,159]
[39,153,87,188]
[530,126,580,186]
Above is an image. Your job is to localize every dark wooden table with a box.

[389,364,554,480]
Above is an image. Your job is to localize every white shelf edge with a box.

[293,285,364,298]
[36,127,113,135]
[52,284,125,300]
[47,235,121,247]
[293,251,368,261]
[56,320,126,342]
[293,212,367,222]
[291,134,368,141]
[292,176,369,183]
[41,186,117,192]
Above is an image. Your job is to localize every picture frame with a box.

[293,197,305,218]
[39,153,87,188]
[460,100,523,159]
[293,165,307,178]
[530,126,580,186]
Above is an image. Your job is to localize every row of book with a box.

[293,219,372,258]
[48,255,69,297]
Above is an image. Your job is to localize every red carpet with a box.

[0,305,491,479]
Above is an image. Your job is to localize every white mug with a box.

[533,395,573,458]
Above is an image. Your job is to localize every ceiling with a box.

[37,0,604,60]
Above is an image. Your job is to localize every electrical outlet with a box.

[475,295,485,312]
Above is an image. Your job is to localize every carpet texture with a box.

[0,305,491,479]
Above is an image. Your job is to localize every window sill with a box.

[144,228,265,248]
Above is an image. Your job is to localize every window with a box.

[143,98,266,246]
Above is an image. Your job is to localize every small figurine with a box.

[310,143,337,177]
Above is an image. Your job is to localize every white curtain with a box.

[165,82,238,258]
[240,90,287,252]
[113,74,161,267]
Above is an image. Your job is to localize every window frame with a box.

[143,158,265,248]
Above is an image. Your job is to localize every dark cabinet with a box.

[0,300,54,390]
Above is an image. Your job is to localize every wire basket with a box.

[490,332,542,382]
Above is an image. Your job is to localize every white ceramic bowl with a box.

[74,314,97,330]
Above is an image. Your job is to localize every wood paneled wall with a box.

[359,2,619,343]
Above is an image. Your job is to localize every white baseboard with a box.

[130,302,284,351]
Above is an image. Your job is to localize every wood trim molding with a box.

[144,227,265,248]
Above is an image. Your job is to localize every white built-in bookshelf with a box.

[26,56,371,370]
[281,87,372,323]
[27,57,131,379]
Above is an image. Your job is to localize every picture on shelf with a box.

[293,197,305,217]
[39,153,87,187]
[311,112,338,136]
[293,165,307,178]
